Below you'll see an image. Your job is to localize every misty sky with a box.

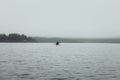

[0,0,120,38]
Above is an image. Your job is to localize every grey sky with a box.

[0,0,120,38]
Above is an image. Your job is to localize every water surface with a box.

[0,43,120,80]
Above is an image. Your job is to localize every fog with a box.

[0,0,120,38]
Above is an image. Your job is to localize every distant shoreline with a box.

[1,33,120,43]
[0,42,120,44]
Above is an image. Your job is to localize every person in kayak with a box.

[56,41,59,45]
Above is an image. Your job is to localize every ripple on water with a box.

[48,78,81,80]
[15,60,24,63]
[0,61,7,63]
[48,78,70,80]
[50,78,68,80]
[16,73,31,79]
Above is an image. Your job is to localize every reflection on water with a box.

[0,43,120,80]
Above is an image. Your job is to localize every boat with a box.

[56,41,59,45]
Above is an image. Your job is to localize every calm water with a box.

[0,43,120,80]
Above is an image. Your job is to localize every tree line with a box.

[0,33,36,42]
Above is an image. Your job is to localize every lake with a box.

[0,43,120,80]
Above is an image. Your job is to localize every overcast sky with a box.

[0,0,120,38]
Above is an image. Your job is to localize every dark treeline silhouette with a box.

[0,33,36,42]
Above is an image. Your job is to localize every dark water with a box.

[0,43,120,80]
